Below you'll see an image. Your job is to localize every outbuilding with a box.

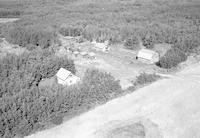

[80,51,88,57]
[56,68,80,86]
[92,41,110,52]
[88,52,96,59]
[136,49,159,63]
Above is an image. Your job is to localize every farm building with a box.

[88,52,96,59]
[136,49,159,63]
[56,68,80,86]
[92,41,110,52]
[80,51,87,57]
[73,51,79,57]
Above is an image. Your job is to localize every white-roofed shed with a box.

[136,49,159,63]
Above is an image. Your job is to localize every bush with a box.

[133,73,161,86]
[81,69,122,104]
[124,36,140,50]
[59,26,83,37]
[157,48,187,69]
[174,36,199,55]
[141,34,154,49]
[50,115,63,125]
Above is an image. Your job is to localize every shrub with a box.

[133,73,161,86]
[50,115,63,125]
[141,34,154,49]
[59,26,83,37]
[81,69,122,104]
[174,36,199,55]
[157,48,187,69]
[26,44,37,51]
[124,36,140,50]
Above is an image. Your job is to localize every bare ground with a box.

[57,36,155,89]
[0,18,19,23]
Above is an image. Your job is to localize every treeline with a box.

[157,34,199,68]
[3,25,58,50]
[5,22,198,69]
[0,0,25,18]
[0,10,21,18]
[0,49,122,138]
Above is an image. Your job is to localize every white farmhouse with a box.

[56,68,80,86]
[136,49,159,64]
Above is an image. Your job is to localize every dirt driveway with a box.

[58,35,155,89]
[73,46,154,89]
[0,18,19,23]
[27,62,200,138]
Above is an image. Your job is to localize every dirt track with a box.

[27,63,200,138]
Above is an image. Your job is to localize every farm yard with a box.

[1,0,200,138]
[56,35,157,89]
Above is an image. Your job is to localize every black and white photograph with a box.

[0,0,200,138]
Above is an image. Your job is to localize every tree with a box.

[124,36,140,50]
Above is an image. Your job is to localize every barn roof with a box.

[56,68,72,81]
[137,49,158,60]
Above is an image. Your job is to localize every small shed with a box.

[73,51,79,57]
[56,68,80,86]
[136,49,159,63]
[80,51,87,56]
[92,41,110,52]
[88,52,96,59]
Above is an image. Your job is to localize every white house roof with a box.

[137,49,158,60]
[56,68,72,81]
[88,52,95,57]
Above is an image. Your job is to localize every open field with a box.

[27,63,200,138]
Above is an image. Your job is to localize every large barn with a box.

[56,68,80,86]
[136,49,159,64]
